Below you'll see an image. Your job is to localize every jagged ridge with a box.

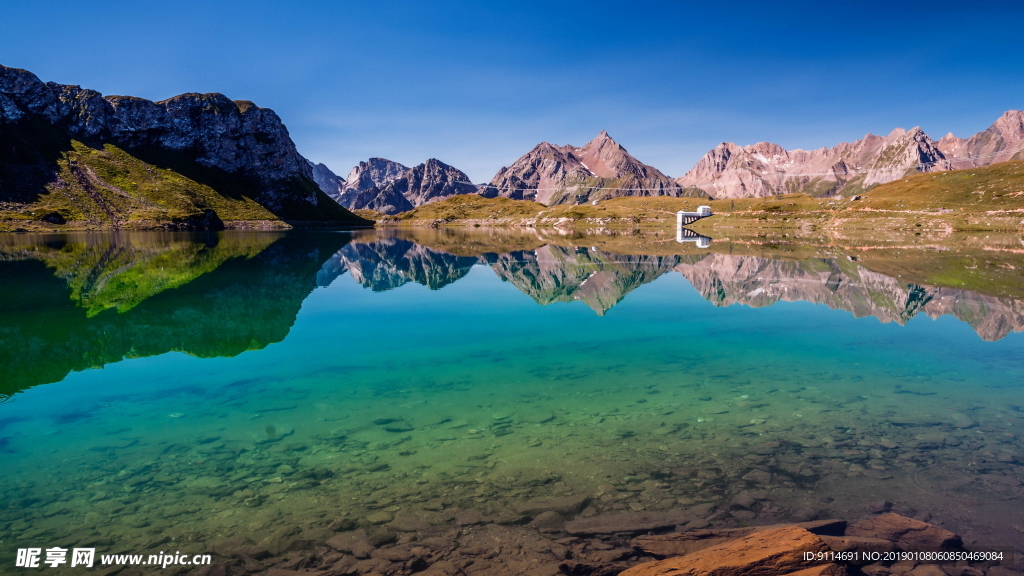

[677,111,1024,199]
[0,63,370,229]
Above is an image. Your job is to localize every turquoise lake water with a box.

[1,230,1023,571]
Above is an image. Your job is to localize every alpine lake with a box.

[2,226,1024,575]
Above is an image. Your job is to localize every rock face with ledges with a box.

[0,65,310,187]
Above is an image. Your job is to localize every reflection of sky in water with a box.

[2,231,1024,563]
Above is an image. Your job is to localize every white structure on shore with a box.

[676,206,712,226]
[676,206,713,247]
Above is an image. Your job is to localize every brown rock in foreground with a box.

[632,520,846,557]
[620,525,833,576]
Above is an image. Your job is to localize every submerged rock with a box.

[516,495,590,517]
[620,525,832,576]
[846,513,962,550]
[564,510,694,535]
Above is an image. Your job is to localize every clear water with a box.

[2,230,1023,570]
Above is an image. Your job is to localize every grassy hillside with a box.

[0,117,372,231]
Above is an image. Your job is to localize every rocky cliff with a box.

[0,231,349,394]
[678,111,1024,199]
[490,131,702,205]
[0,64,369,229]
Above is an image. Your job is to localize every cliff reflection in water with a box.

[3,229,1024,394]
[0,231,350,394]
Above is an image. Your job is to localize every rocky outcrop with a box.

[490,131,697,205]
[354,158,485,214]
[309,161,346,201]
[621,525,833,576]
[845,513,961,550]
[0,63,367,226]
[490,142,593,204]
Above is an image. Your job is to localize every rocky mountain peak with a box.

[936,132,967,158]
[335,157,409,208]
[993,109,1024,138]
[575,131,632,178]
[582,130,616,149]
[340,157,483,214]
[490,132,688,205]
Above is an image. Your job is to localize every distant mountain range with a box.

[4,63,1021,224]
[677,111,1024,199]
[321,110,1024,212]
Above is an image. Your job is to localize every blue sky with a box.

[2,1,1022,182]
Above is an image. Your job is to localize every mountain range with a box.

[3,63,1022,224]
[676,111,1024,198]
[322,110,1024,212]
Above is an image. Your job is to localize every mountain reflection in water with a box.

[4,228,1024,571]
[2,228,1024,394]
